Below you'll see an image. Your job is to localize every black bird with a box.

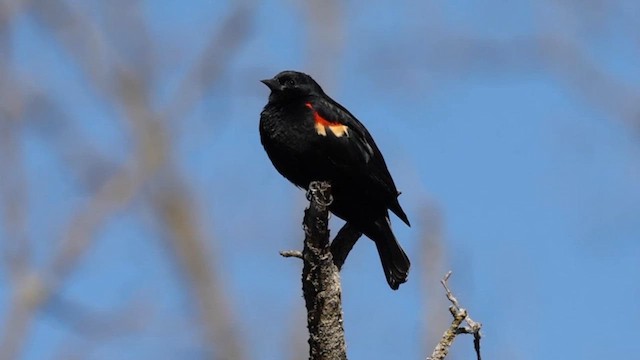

[259,70,410,289]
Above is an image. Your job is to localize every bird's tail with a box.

[369,217,410,290]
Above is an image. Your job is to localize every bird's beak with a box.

[260,78,280,91]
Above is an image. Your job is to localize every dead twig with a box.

[280,250,304,259]
[427,271,482,360]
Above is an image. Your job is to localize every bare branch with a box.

[280,250,304,259]
[301,181,347,360]
[427,271,482,360]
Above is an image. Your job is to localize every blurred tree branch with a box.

[0,1,252,359]
[429,34,640,130]
[370,7,640,133]
[155,180,244,360]
[0,71,164,360]
[419,204,452,356]
[163,4,252,120]
[0,0,31,283]
[304,0,344,89]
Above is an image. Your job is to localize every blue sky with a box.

[2,1,640,359]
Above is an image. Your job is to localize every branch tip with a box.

[279,250,303,259]
[428,271,482,360]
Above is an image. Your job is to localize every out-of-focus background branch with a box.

[0,1,639,359]
[1,1,249,359]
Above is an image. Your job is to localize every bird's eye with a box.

[277,76,296,87]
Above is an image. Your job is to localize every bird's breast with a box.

[260,105,319,151]
[260,103,336,187]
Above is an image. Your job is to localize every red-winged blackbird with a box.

[260,70,410,290]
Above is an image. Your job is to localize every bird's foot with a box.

[307,181,333,206]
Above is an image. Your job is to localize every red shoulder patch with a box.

[305,103,349,138]
[305,103,339,126]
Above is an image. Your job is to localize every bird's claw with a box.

[307,181,334,206]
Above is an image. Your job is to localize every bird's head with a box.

[261,70,323,102]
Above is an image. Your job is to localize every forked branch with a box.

[427,271,482,360]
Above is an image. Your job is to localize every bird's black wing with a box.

[310,96,410,226]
